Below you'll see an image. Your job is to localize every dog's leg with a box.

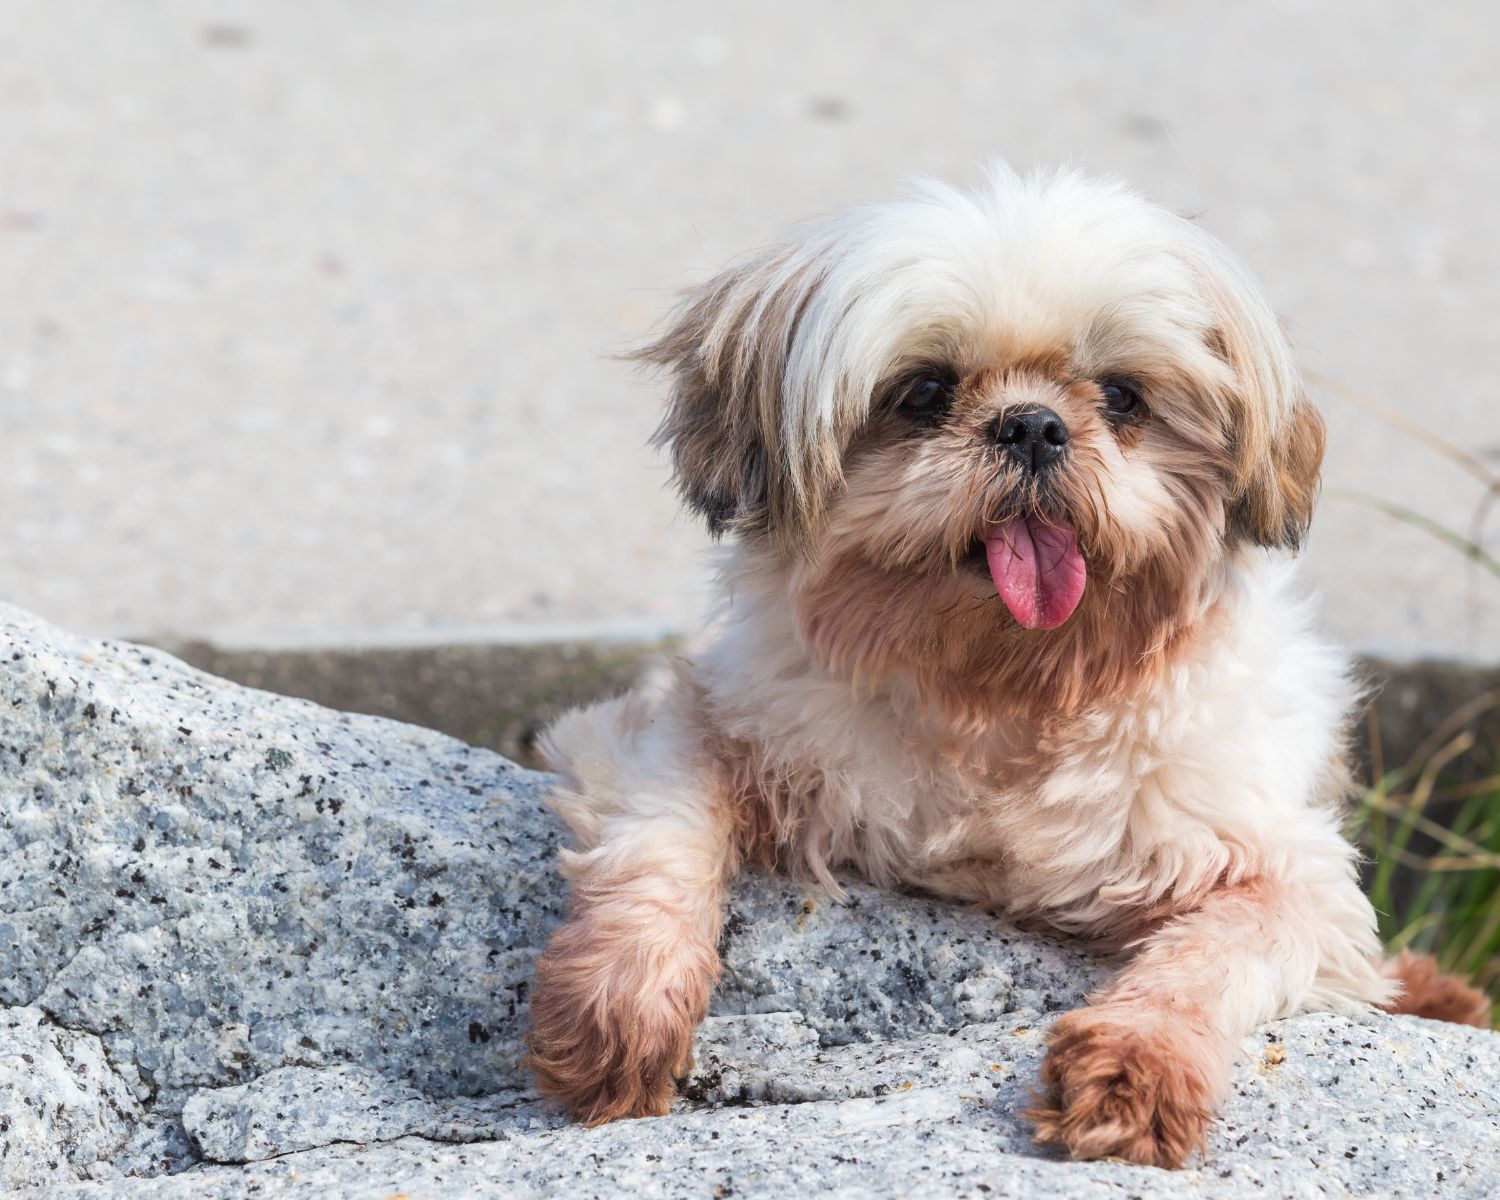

[525,695,736,1124]
[1029,873,1387,1168]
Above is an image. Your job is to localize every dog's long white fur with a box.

[525,164,1412,1165]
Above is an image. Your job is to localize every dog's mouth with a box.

[964,515,1087,631]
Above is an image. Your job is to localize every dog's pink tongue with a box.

[984,517,1087,630]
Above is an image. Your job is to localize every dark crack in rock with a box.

[181,1065,531,1162]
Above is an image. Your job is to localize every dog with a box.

[524,164,1490,1168]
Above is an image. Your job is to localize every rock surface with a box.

[0,602,1497,1197]
[0,1008,141,1189]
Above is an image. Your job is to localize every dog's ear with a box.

[1188,235,1325,552]
[1227,388,1325,551]
[635,249,830,546]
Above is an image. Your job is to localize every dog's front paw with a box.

[1027,1004,1230,1168]
[525,913,714,1125]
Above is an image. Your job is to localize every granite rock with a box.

[0,1007,141,1188]
[180,1065,528,1163]
[32,1012,1500,1199]
[1,602,1497,1196]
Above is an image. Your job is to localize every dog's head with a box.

[641,166,1324,716]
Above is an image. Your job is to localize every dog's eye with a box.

[1100,380,1143,418]
[900,374,956,422]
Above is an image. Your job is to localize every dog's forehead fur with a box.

[643,163,1318,553]
[797,171,1221,384]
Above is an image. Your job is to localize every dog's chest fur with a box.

[698,550,1353,936]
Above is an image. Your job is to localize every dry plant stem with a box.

[1313,372,1500,649]
[1366,732,1474,913]
[1310,373,1500,491]
[1327,490,1500,580]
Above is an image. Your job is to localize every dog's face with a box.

[643,167,1325,717]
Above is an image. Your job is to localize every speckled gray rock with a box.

[33,1013,1500,1199]
[0,1007,141,1188]
[2,602,1498,1196]
[180,1066,527,1163]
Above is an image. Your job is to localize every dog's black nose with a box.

[992,405,1069,473]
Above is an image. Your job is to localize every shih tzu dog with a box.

[525,164,1489,1168]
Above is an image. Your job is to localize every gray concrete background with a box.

[3,1,1499,659]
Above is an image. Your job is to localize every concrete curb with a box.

[151,628,1500,782]
[155,623,681,767]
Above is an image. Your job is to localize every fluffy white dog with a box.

[525,165,1488,1167]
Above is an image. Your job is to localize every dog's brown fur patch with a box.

[638,249,830,545]
[525,867,720,1124]
[1029,1003,1229,1168]
[1229,397,1326,550]
[1380,951,1492,1028]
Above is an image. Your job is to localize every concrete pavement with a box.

[3,1,1499,660]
